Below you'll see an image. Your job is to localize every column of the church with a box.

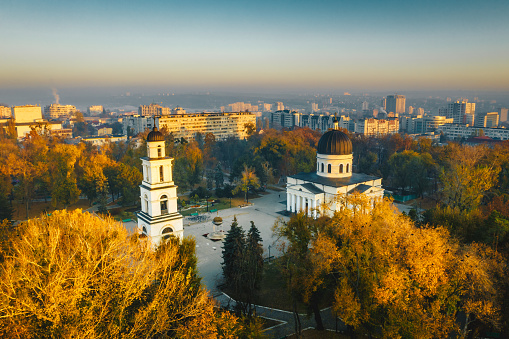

[296,194,300,212]
[287,193,291,212]
[312,199,317,219]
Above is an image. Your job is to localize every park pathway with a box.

[214,292,347,339]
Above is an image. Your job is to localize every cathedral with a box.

[286,118,384,217]
[137,127,183,243]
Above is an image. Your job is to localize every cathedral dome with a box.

[147,127,164,142]
[317,129,352,155]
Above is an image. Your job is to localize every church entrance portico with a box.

[286,183,324,218]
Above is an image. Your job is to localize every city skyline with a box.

[2,0,509,93]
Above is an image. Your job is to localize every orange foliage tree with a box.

[0,210,249,338]
[309,195,504,338]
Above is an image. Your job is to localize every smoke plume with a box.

[52,88,60,105]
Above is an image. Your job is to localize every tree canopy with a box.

[0,210,249,338]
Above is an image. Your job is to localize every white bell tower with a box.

[137,126,183,244]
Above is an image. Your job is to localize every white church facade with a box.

[286,118,384,218]
[137,127,183,244]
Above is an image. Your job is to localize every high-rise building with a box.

[499,108,508,122]
[275,102,285,111]
[139,103,170,116]
[224,102,258,113]
[87,105,104,116]
[309,102,318,113]
[362,101,369,111]
[475,112,499,128]
[385,94,406,114]
[446,100,475,124]
[44,104,77,119]
[407,106,414,115]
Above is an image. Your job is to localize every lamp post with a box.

[268,245,271,262]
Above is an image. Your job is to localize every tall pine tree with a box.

[221,216,245,291]
[246,221,263,289]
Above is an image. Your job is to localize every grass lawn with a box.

[12,198,91,221]
[180,193,264,217]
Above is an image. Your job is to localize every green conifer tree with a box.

[221,216,245,290]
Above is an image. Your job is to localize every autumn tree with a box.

[388,150,435,196]
[310,194,504,338]
[117,163,143,206]
[233,165,261,203]
[273,213,329,332]
[46,143,81,208]
[0,209,250,338]
[77,152,111,206]
[9,133,49,218]
[440,144,499,211]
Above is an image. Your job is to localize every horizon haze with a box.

[1,0,509,94]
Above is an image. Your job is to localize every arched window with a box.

[157,145,162,158]
[328,164,331,173]
[162,227,173,239]
[321,163,324,172]
[346,164,349,173]
[160,195,168,215]
[142,226,147,234]
[159,166,164,182]
[340,164,343,173]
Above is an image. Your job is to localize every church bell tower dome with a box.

[147,127,164,142]
[316,117,353,178]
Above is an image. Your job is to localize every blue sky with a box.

[1,0,508,92]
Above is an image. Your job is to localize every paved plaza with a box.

[183,190,290,293]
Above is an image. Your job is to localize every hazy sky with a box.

[2,0,509,92]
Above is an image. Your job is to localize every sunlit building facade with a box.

[386,95,406,114]
[123,112,256,141]
[44,104,77,119]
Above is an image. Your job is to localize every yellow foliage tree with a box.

[0,210,247,338]
[233,165,260,203]
[310,195,504,338]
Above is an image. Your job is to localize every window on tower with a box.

[340,164,344,173]
[328,164,331,173]
[160,195,168,215]
[157,145,162,158]
[160,166,164,182]
[162,227,173,239]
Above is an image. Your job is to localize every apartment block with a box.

[355,118,399,136]
[139,103,171,116]
[44,104,77,119]
[123,112,256,141]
